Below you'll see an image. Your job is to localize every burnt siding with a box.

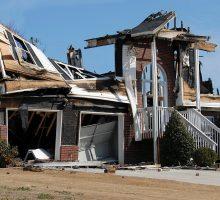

[62,106,79,145]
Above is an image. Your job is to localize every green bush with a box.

[0,140,18,168]
[160,111,195,166]
[193,147,217,167]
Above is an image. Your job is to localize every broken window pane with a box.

[14,37,28,50]
[13,36,35,65]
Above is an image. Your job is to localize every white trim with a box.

[194,49,201,110]
[68,93,129,104]
[80,111,124,116]
[183,101,220,108]
[0,51,7,78]
[142,63,168,107]
[5,108,9,145]
[118,115,124,165]
[13,36,37,66]
[55,110,63,160]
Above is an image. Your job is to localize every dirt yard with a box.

[0,168,220,200]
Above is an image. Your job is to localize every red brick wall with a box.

[124,39,175,163]
[124,112,153,163]
[0,125,7,142]
[60,145,78,161]
[201,111,220,127]
[135,39,176,108]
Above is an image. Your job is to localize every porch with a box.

[138,107,220,155]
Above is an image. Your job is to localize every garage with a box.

[78,112,124,163]
[6,109,62,161]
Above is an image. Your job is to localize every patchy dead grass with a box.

[0,168,220,200]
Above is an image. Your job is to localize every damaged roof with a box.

[0,24,71,95]
[0,24,128,104]
[85,11,217,52]
[68,78,129,104]
[50,60,129,103]
[129,11,175,36]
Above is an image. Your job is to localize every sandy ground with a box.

[0,168,220,200]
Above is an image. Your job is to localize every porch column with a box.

[151,37,158,164]
[194,49,201,110]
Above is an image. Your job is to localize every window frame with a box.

[12,35,37,66]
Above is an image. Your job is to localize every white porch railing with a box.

[138,107,172,139]
[138,107,218,153]
[180,109,220,154]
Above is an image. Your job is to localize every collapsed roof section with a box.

[85,11,217,52]
[0,24,128,103]
[50,59,103,81]
[0,24,70,95]
[50,59,129,103]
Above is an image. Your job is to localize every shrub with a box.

[0,140,18,168]
[160,111,195,166]
[193,147,217,167]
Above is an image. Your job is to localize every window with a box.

[51,60,101,81]
[13,36,35,65]
[142,64,168,107]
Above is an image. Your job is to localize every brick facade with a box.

[0,125,7,142]
[124,39,175,163]
[124,113,153,163]
[135,39,176,108]
[201,111,220,127]
[60,145,79,161]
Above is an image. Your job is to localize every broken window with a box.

[13,36,35,64]
[142,64,168,107]
[182,49,195,88]
[51,59,102,81]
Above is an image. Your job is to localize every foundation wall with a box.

[60,145,79,161]
[0,125,7,142]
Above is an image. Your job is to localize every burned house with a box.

[85,11,220,163]
[0,11,220,165]
[0,24,128,164]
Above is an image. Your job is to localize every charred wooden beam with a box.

[85,34,125,49]
[85,37,116,49]
[115,39,123,77]
[46,114,56,136]
[190,41,217,52]
[28,112,35,126]
[35,113,47,136]
[4,80,70,94]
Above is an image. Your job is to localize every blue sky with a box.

[0,0,220,90]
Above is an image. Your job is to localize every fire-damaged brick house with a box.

[0,11,219,164]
